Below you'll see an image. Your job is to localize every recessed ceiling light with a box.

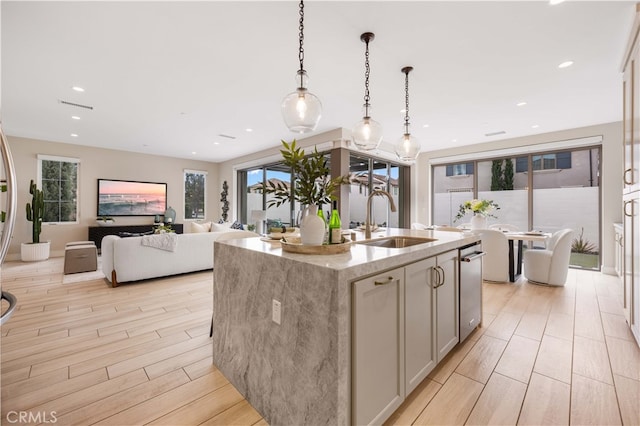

[192,151,197,155]
[213,142,220,145]
[72,86,85,92]
[423,124,429,128]
[70,133,78,137]
[452,139,457,143]
[532,124,540,129]
[549,0,565,5]
[558,61,573,69]
[245,128,253,132]
[517,102,527,107]
[71,115,80,120]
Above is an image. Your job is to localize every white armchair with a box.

[478,229,510,282]
[523,229,574,286]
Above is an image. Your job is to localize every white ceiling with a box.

[1,1,635,163]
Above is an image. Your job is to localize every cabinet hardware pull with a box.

[624,200,634,217]
[432,266,441,288]
[438,265,446,288]
[624,168,633,186]
[374,276,394,286]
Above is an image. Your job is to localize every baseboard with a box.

[601,266,618,276]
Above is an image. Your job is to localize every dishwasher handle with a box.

[461,251,486,262]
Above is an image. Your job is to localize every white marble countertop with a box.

[217,228,481,272]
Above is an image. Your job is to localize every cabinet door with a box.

[435,250,459,361]
[633,45,640,192]
[624,192,640,344]
[353,268,405,426]
[405,257,437,395]
[624,55,634,192]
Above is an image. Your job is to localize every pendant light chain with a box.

[359,32,376,119]
[404,69,410,133]
[297,0,305,87]
[363,37,371,117]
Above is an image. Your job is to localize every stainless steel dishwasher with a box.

[459,242,485,342]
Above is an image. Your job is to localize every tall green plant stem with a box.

[25,179,44,243]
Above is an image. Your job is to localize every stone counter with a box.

[211,229,480,425]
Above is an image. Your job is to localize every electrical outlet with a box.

[272,299,281,325]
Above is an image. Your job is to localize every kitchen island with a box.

[212,228,481,425]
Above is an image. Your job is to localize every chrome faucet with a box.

[365,190,397,239]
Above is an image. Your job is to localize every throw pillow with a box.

[191,221,211,233]
[211,223,236,233]
[230,220,244,230]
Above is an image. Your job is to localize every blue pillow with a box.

[217,218,244,230]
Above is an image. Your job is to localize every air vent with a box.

[218,134,236,140]
[485,131,506,137]
[58,100,94,110]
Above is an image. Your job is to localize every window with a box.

[517,152,571,172]
[446,162,474,176]
[184,170,206,220]
[432,146,600,270]
[37,155,78,224]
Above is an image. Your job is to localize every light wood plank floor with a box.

[2,258,639,425]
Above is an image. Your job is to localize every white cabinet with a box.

[405,258,436,395]
[404,249,458,395]
[621,4,640,347]
[352,267,405,426]
[353,249,460,424]
[623,192,639,343]
[434,250,459,361]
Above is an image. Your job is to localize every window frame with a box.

[37,154,80,225]
[183,169,207,221]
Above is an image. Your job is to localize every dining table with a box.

[504,231,551,282]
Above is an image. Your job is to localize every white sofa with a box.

[101,230,257,287]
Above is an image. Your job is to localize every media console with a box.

[88,224,184,250]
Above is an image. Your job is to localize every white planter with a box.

[470,214,487,230]
[21,241,50,262]
[300,205,326,246]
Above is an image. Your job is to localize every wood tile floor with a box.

[1,258,639,425]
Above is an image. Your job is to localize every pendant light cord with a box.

[298,0,305,87]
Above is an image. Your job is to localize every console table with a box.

[88,224,184,250]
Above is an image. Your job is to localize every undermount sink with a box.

[356,236,438,249]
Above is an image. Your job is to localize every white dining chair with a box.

[523,228,574,286]
[478,229,510,282]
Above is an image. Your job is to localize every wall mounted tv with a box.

[97,179,167,216]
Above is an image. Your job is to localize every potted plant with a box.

[21,180,50,261]
[454,199,500,230]
[260,140,350,245]
[96,216,115,226]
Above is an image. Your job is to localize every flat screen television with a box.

[97,179,167,216]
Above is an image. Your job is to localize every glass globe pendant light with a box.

[394,66,421,162]
[352,32,383,151]
[281,0,322,133]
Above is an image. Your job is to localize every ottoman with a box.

[64,242,98,274]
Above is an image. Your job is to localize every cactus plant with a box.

[25,179,44,243]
